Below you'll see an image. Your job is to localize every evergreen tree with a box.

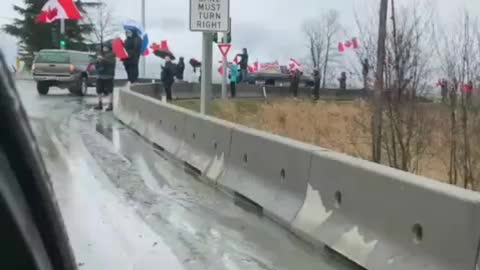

[2,0,99,68]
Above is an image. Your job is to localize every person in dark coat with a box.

[161,56,176,101]
[94,43,116,111]
[450,77,459,106]
[176,57,185,81]
[236,48,249,82]
[313,68,321,100]
[338,72,347,90]
[362,58,370,90]
[290,69,301,98]
[440,79,448,103]
[123,29,142,83]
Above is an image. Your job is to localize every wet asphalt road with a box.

[16,80,361,270]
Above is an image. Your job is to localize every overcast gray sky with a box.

[1,0,480,79]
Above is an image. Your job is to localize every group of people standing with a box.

[439,78,474,105]
[93,28,188,109]
[293,69,349,100]
[228,48,249,98]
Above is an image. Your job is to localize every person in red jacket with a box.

[465,81,473,106]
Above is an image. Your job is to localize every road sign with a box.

[218,43,231,99]
[218,44,231,58]
[190,0,230,32]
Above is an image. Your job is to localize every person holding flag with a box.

[121,19,149,83]
[236,48,249,83]
[123,29,142,83]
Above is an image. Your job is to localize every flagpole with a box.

[140,0,146,78]
[60,19,65,50]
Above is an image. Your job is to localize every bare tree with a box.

[84,0,119,48]
[382,2,437,172]
[346,1,480,189]
[321,10,341,88]
[436,11,480,189]
[302,9,341,87]
[347,6,383,90]
[351,0,437,171]
[302,20,324,71]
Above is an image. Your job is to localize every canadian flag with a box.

[36,0,82,23]
[338,38,359,53]
[248,62,259,73]
[233,55,240,64]
[217,60,234,75]
[289,58,301,72]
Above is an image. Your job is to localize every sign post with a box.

[200,33,213,114]
[221,55,228,99]
[190,0,230,114]
[60,19,65,50]
[218,43,232,99]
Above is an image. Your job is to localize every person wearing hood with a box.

[236,48,249,82]
[176,57,185,81]
[161,56,176,101]
[229,63,239,98]
[94,42,116,111]
[123,29,142,83]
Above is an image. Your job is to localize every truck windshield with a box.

[36,51,70,64]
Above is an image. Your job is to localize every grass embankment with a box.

[174,98,467,186]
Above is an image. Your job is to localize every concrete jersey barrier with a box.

[115,89,188,155]
[219,126,312,226]
[177,111,235,181]
[114,86,480,270]
[292,150,480,270]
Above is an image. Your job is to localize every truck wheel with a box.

[80,77,88,96]
[69,77,88,96]
[37,82,49,95]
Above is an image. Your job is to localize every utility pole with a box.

[140,0,146,78]
[372,0,388,163]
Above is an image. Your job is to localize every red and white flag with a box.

[233,55,240,64]
[112,38,129,60]
[338,38,359,53]
[217,60,234,75]
[36,0,82,23]
[258,61,281,73]
[248,62,259,73]
[289,58,301,72]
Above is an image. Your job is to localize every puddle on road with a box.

[19,83,362,270]
[72,108,363,270]
[96,119,114,142]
